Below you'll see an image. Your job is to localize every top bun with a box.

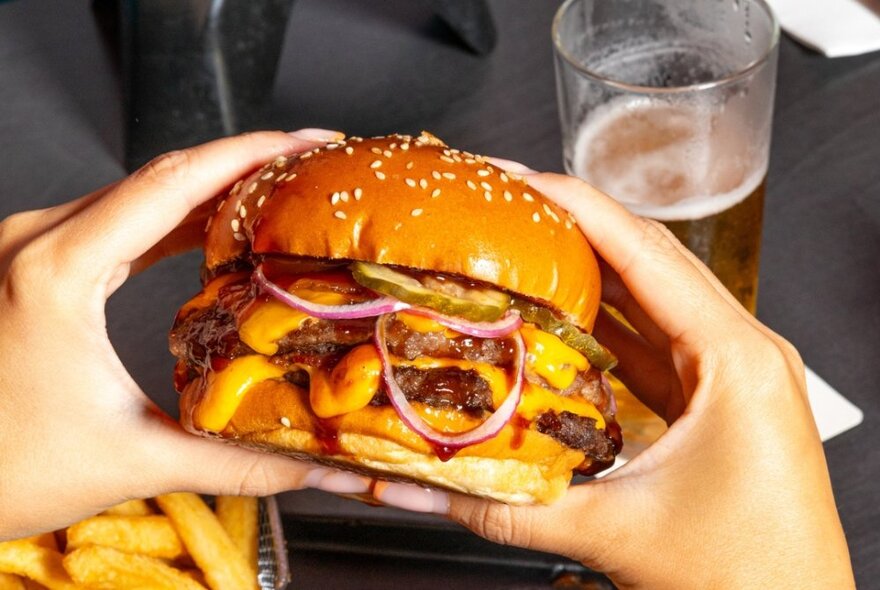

[206,132,600,330]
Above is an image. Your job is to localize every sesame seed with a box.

[453,154,462,162]
[216,199,226,211]
[257,195,267,208]
[405,178,417,188]
[523,192,535,202]
[331,192,340,205]
[340,190,350,203]
[233,232,246,241]
[280,416,291,428]
[276,173,287,182]
[543,204,553,216]
[532,212,541,223]
[432,171,442,180]
[440,155,455,164]
[411,208,423,217]
[390,143,398,149]
[549,211,560,223]
[394,222,403,230]
[477,169,491,177]
[354,187,363,200]
[239,206,247,218]
[500,172,509,183]
[286,173,297,182]
[375,171,386,180]
[503,190,513,202]
[443,149,452,156]
[205,218,212,232]
[326,143,339,150]
[442,172,456,180]
[370,160,382,169]
[484,191,492,202]
[480,181,493,191]
[371,147,382,155]
[419,178,428,189]
[406,162,415,170]
[400,143,410,151]
[345,146,354,155]
[230,219,240,232]
[232,180,243,193]
[299,151,312,159]
[431,188,441,198]
[465,158,476,165]
[334,211,347,220]
[383,150,392,158]
[261,171,274,180]
[248,183,257,194]
[565,219,573,229]
[466,180,477,191]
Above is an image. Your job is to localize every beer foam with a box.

[572,98,767,221]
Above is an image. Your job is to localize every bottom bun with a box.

[182,377,589,505]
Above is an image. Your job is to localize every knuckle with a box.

[462,503,530,547]
[233,455,279,496]
[134,149,195,187]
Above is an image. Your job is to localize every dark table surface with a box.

[1,0,878,588]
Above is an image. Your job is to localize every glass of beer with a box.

[553,0,779,314]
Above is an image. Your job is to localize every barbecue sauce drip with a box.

[315,418,342,456]
[430,444,459,462]
[509,414,531,450]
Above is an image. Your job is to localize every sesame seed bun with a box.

[206,132,601,330]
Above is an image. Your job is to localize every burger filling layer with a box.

[170,266,621,472]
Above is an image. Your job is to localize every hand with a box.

[0,130,370,540]
[373,170,855,589]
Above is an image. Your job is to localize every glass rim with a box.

[551,0,781,95]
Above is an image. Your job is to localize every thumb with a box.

[374,478,636,571]
[131,415,372,498]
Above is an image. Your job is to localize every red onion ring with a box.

[374,314,525,449]
[404,307,522,339]
[254,265,409,319]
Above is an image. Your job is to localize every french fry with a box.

[66,515,187,561]
[19,535,56,552]
[22,581,48,590]
[0,540,79,590]
[0,573,25,590]
[155,493,258,590]
[63,546,207,590]
[101,499,153,517]
[214,496,258,572]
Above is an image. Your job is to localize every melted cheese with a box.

[238,290,349,355]
[194,355,286,432]
[308,344,382,418]
[396,311,459,338]
[197,318,603,434]
[521,324,588,390]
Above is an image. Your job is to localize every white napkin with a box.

[767,0,880,57]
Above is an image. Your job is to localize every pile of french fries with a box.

[0,494,264,590]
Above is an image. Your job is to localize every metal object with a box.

[258,496,290,590]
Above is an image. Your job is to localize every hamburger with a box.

[169,132,621,505]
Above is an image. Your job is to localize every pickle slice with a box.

[350,262,510,322]
[510,299,618,371]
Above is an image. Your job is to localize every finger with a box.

[599,260,669,351]
[129,198,218,275]
[526,173,742,346]
[594,308,685,421]
[376,481,632,572]
[55,129,343,286]
[134,417,371,498]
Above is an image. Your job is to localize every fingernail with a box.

[485,156,539,175]
[314,471,371,494]
[374,481,449,515]
[288,128,346,142]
